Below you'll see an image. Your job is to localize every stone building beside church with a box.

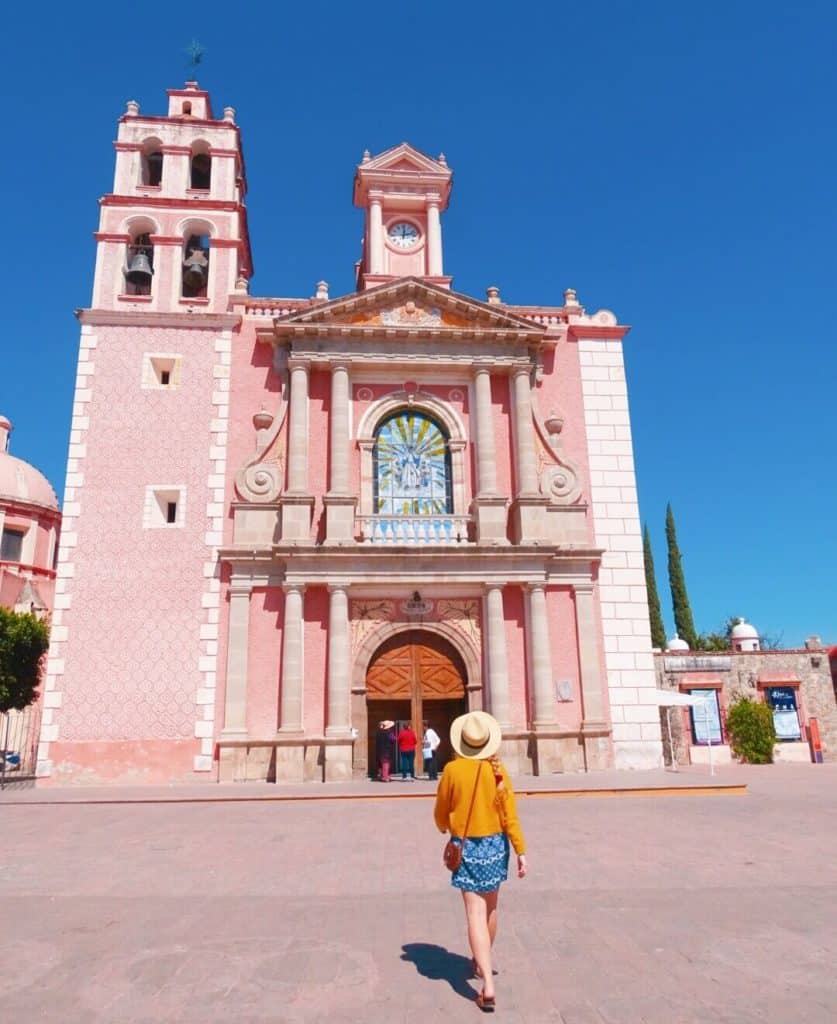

[37,82,664,785]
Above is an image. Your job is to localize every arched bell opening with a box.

[124,232,154,296]
[182,233,210,298]
[364,629,468,780]
[189,142,211,190]
[139,138,163,187]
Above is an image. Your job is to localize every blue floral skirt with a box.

[450,832,509,893]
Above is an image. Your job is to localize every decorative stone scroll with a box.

[234,350,288,503]
[531,390,583,506]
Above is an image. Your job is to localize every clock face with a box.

[388,221,421,249]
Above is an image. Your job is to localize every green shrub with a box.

[725,697,776,764]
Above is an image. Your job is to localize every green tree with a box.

[665,503,698,650]
[695,615,737,652]
[726,697,776,764]
[0,608,49,713]
[642,524,666,649]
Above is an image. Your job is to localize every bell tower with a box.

[353,143,452,290]
[91,80,251,312]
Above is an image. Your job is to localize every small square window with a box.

[142,354,182,390]
[144,487,185,528]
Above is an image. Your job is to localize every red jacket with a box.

[397,727,417,752]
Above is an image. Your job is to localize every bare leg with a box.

[461,891,495,1000]
[486,888,499,949]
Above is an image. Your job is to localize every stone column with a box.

[324,363,357,543]
[573,583,611,771]
[369,194,384,274]
[509,364,548,543]
[426,196,443,276]
[473,363,497,496]
[287,360,309,494]
[471,363,507,543]
[279,584,305,734]
[220,584,252,738]
[485,585,511,729]
[528,584,556,727]
[511,365,539,496]
[282,360,315,541]
[329,364,350,494]
[325,585,351,737]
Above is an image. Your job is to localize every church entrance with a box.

[366,630,468,780]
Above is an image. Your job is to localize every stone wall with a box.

[654,648,837,764]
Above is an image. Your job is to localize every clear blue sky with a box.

[1,2,834,647]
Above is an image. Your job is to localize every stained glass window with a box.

[374,412,452,515]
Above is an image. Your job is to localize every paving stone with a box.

[0,766,835,1022]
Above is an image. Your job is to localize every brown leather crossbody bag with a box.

[443,762,483,872]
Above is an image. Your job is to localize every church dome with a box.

[730,617,759,640]
[0,416,59,511]
[666,633,690,652]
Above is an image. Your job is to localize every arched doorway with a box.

[366,629,468,779]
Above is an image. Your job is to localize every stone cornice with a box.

[218,544,604,585]
[77,308,241,331]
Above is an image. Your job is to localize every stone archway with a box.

[363,628,469,779]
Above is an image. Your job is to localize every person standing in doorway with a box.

[397,721,418,779]
[376,720,395,782]
[422,720,441,780]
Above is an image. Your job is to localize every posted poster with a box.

[690,690,722,744]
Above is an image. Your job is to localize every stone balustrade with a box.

[357,514,470,545]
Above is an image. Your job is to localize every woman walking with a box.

[433,711,527,1012]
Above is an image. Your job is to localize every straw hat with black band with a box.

[449,711,502,760]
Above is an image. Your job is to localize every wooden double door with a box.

[366,630,468,779]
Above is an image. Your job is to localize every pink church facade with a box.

[38,83,663,785]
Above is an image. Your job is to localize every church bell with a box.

[125,251,153,286]
[182,250,208,291]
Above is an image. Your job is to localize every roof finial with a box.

[361,149,371,163]
[438,152,447,166]
[125,99,140,116]
[316,280,329,300]
[486,285,501,305]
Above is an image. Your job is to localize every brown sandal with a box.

[476,991,496,1012]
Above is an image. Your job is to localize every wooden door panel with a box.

[366,630,467,699]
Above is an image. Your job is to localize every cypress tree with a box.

[642,524,667,649]
[665,503,698,650]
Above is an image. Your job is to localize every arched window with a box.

[140,139,163,186]
[124,232,154,296]
[190,144,211,190]
[373,411,452,515]
[182,233,210,298]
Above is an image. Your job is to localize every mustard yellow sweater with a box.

[433,757,526,855]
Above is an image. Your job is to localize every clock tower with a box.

[353,142,453,289]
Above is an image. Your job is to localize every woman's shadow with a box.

[401,943,476,1002]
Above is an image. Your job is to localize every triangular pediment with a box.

[362,142,447,175]
[273,278,546,339]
